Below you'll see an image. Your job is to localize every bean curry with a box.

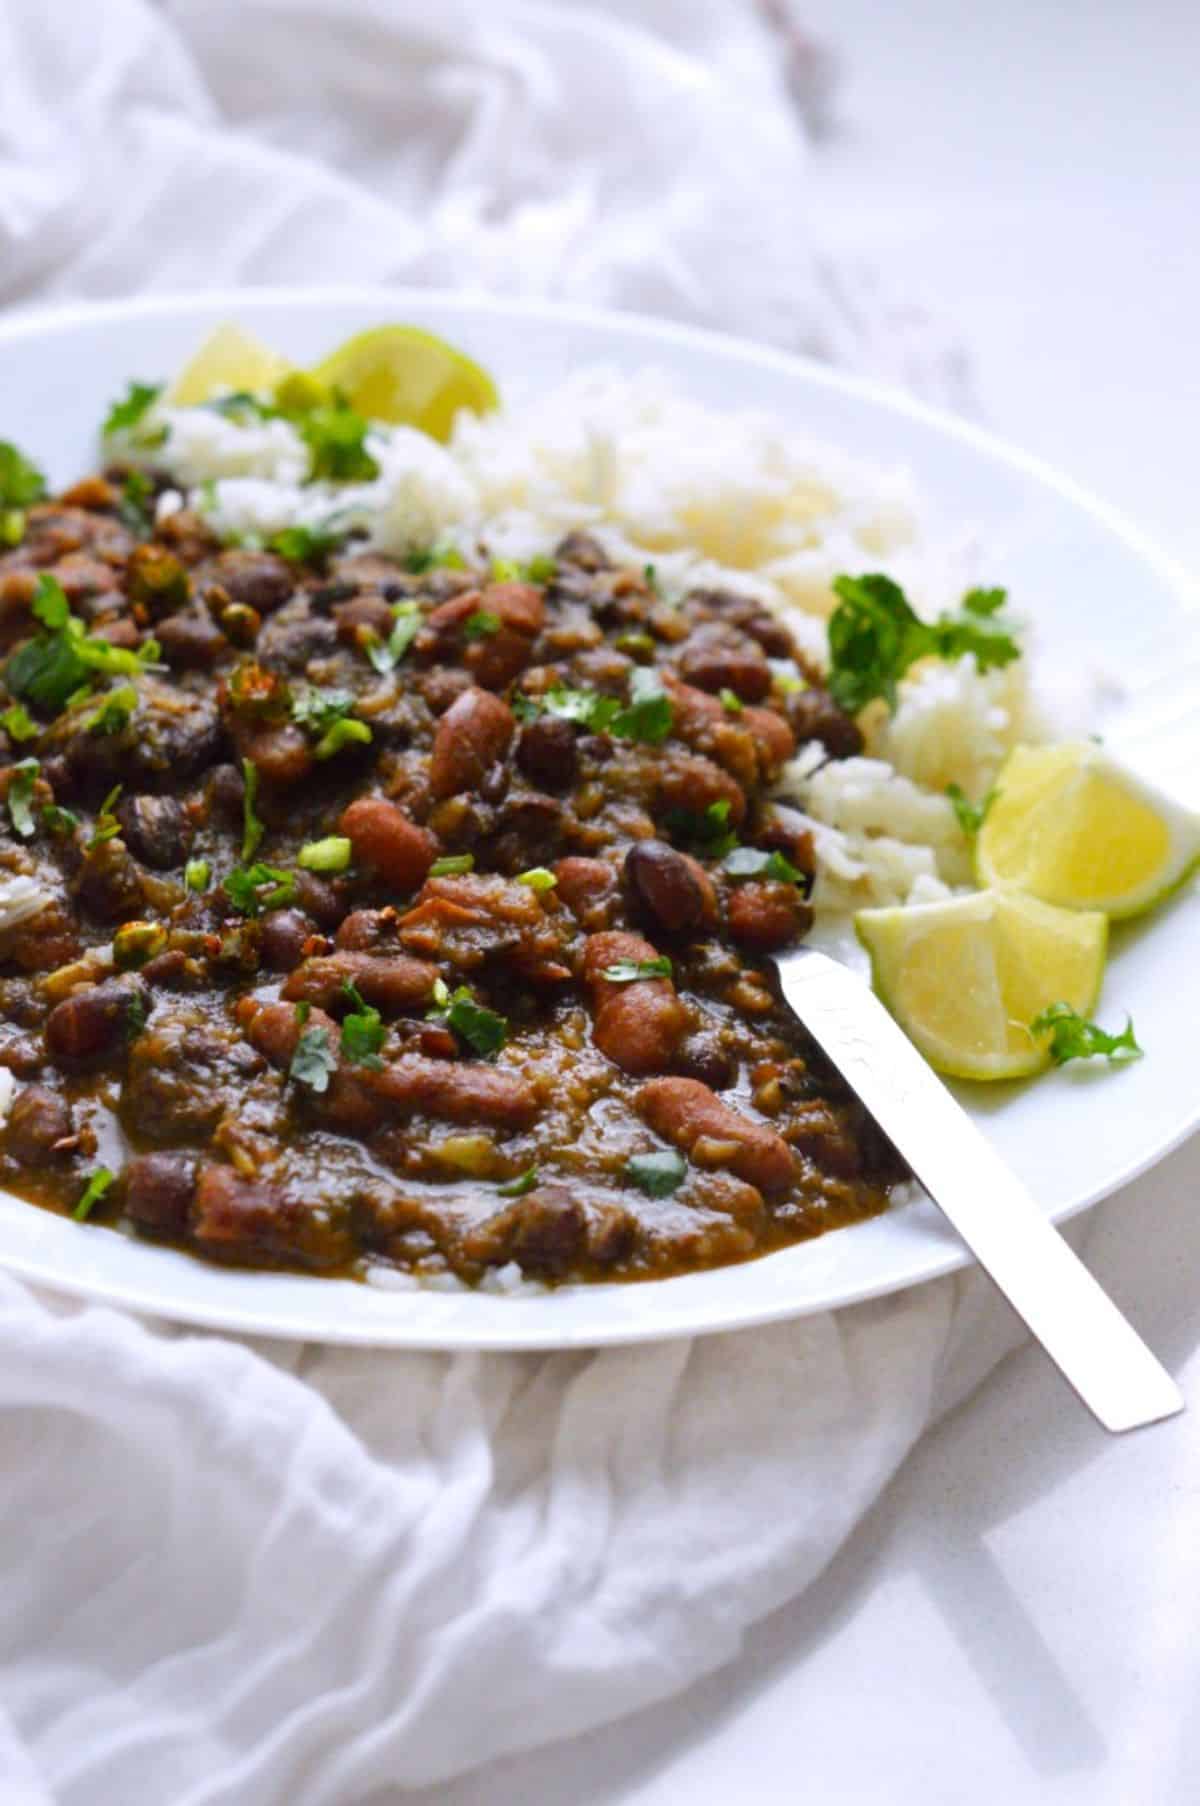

[0,467,905,1286]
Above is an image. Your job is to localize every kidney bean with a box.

[624,841,717,936]
[124,1152,197,1234]
[782,686,864,759]
[282,951,436,1014]
[429,687,515,798]
[726,880,813,952]
[258,909,314,972]
[45,978,150,1062]
[4,1085,73,1163]
[516,714,578,789]
[636,1076,796,1193]
[583,930,688,1075]
[338,797,439,894]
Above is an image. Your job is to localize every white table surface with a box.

[418,3,1200,1799]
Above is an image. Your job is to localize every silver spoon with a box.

[773,946,1184,1434]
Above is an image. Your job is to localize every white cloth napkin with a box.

[0,2,1017,1799]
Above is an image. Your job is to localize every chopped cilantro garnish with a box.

[292,686,353,735]
[6,758,39,838]
[268,523,345,564]
[602,956,673,984]
[665,797,737,858]
[339,981,385,1069]
[119,470,155,535]
[222,863,296,917]
[946,783,1000,839]
[289,1026,337,1093]
[643,563,660,595]
[6,575,155,715]
[72,1167,115,1222]
[297,394,379,483]
[184,858,210,892]
[609,666,673,744]
[298,835,352,873]
[722,846,810,888]
[430,984,508,1058]
[405,545,465,574]
[86,784,123,851]
[32,572,69,632]
[208,391,274,423]
[87,685,137,737]
[362,601,421,675]
[497,1166,539,1198]
[827,574,1021,714]
[625,1149,686,1197]
[102,380,163,440]
[0,441,46,510]
[521,669,674,745]
[430,853,475,877]
[1,702,38,743]
[41,804,80,837]
[719,687,744,714]
[516,867,556,892]
[523,555,557,584]
[1030,1003,1143,1067]
[241,757,263,862]
[490,557,519,582]
[463,610,501,640]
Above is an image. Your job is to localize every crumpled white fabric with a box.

[0,2,1008,1800]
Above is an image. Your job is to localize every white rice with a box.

[113,368,1046,921]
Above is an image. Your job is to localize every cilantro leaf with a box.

[1,702,38,743]
[362,602,422,675]
[946,783,1000,839]
[118,470,155,535]
[87,684,138,737]
[719,687,744,714]
[625,1149,686,1197]
[32,572,69,631]
[41,804,80,837]
[609,666,673,745]
[430,985,508,1058]
[0,441,46,509]
[405,545,465,574]
[721,846,811,888]
[222,863,296,917]
[291,686,372,756]
[463,610,501,641]
[1030,1003,1143,1067]
[664,797,738,858]
[289,1026,337,1093]
[602,956,673,983]
[268,523,346,564]
[241,758,264,862]
[827,573,1021,714]
[102,381,163,439]
[6,758,39,838]
[72,1167,115,1222]
[297,395,379,483]
[339,981,385,1069]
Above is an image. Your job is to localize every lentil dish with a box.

[0,460,906,1287]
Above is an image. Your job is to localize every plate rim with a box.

[0,284,1196,1348]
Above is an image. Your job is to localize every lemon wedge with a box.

[312,325,499,441]
[166,323,293,407]
[856,888,1108,1080]
[977,741,1200,919]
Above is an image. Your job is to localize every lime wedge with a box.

[312,325,499,441]
[166,323,293,407]
[856,888,1108,1080]
[977,741,1200,919]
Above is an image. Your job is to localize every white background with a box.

[413,2,1200,1799]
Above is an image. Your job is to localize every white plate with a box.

[1,288,1197,1348]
